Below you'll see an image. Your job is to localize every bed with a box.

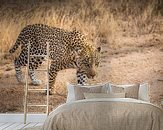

[41,83,163,130]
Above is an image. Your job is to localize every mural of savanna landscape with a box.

[0,0,162,113]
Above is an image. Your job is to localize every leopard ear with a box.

[72,27,77,32]
[96,47,101,52]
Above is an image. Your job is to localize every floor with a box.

[0,122,43,130]
[0,114,46,130]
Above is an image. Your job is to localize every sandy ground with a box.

[0,33,163,113]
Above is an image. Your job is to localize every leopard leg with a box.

[76,70,88,85]
[14,57,25,83]
[28,57,43,85]
[29,71,42,85]
[48,61,59,95]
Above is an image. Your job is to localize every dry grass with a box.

[0,0,162,56]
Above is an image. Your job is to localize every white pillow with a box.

[138,83,150,102]
[66,83,109,103]
[84,92,125,99]
[66,83,76,103]
[108,83,140,99]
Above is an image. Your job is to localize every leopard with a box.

[9,24,101,94]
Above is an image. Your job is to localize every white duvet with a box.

[42,98,163,130]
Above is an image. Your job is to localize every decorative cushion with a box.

[138,83,150,102]
[84,92,125,99]
[74,85,102,100]
[110,84,139,99]
[66,83,109,103]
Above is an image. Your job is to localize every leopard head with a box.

[76,47,101,79]
[70,29,101,79]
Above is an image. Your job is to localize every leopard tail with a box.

[9,38,22,53]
